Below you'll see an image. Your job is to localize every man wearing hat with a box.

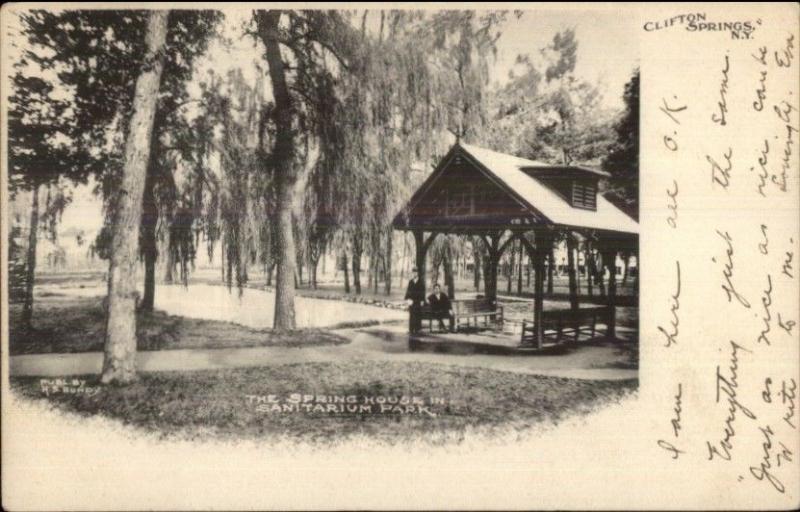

[404,266,425,333]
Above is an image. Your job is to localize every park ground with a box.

[7,269,638,443]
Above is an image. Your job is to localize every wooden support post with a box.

[585,240,594,298]
[413,230,427,298]
[480,232,502,305]
[520,232,551,349]
[517,240,524,295]
[488,251,499,304]
[566,233,579,313]
[600,242,618,340]
[534,241,548,348]
[519,233,536,348]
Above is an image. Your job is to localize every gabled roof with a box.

[458,143,638,235]
[394,142,638,236]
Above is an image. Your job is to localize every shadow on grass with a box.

[9,297,350,355]
[363,326,637,364]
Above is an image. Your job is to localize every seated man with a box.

[427,284,454,332]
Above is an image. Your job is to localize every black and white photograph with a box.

[1,3,797,510]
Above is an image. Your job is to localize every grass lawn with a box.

[10,361,637,444]
[9,295,348,355]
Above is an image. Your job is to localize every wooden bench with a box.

[520,306,611,345]
[452,299,503,330]
[419,304,443,333]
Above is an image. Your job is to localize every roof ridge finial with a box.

[449,127,462,146]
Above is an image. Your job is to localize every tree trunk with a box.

[399,234,408,289]
[372,233,379,294]
[226,239,235,288]
[506,246,515,294]
[273,178,298,329]
[368,235,377,292]
[22,184,40,328]
[444,251,455,299]
[483,252,498,303]
[341,252,350,293]
[266,262,275,287]
[352,242,362,295]
[165,246,176,283]
[296,256,303,286]
[367,262,372,290]
[140,165,157,312]
[258,10,299,330]
[102,10,168,385]
[141,236,156,310]
[384,228,392,295]
[596,252,606,297]
[310,254,319,290]
[312,259,318,289]
[472,241,482,291]
[482,258,491,298]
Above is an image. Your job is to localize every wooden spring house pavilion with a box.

[392,142,639,348]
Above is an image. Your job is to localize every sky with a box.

[493,8,639,109]
[8,6,639,239]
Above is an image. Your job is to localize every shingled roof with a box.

[457,143,638,234]
[395,142,639,234]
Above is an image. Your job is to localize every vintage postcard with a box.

[1,2,798,510]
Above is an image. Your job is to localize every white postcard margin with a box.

[1,3,798,510]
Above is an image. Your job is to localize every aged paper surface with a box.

[1,2,799,510]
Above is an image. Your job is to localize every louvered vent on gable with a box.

[521,166,604,212]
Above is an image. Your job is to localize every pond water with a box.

[38,283,406,330]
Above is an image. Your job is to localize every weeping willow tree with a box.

[11,10,217,325]
[365,11,511,297]
[16,183,72,327]
[190,10,513,331]
[37,10,223,323]
[191,65,310,302]
[247,10,374,329]
[315,11,510,298]
[206,70,269,291]
[7,60,84,329]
